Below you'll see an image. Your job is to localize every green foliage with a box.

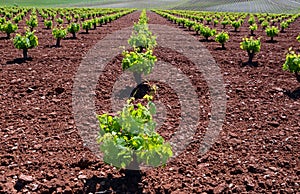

[286,18,293,25]
[265,26,279,41]
[13,29,38,59]
[97,97,173,169]
[248,15,255,25]
[215,31,229,49]
[240,36,261,63]
[0,17,5,24]
[128,12,156,51]
[66,16,72,23]
[13,30,38,49]
[240,36,261,53]
[82,20,93,33]
[44,20,52,29]
[280,21,288,32]
[200,26,216,41]
[92,18,97,29]
[231,20,241,32]
[297,33,300,42]
[52,27,67,47]
[26,15,38,31]
[52,27,67,39]
[1,21,18,39]
[282,48,300,74]
[138,9,148,24]
[193,23,203,34]
[56,17,63,25]
[122,49,157,75]
[74,14,79,22]
[261,20,269,29]
[198,16,204,22]
[184,19,195,30]
[249,23,257,36]
[258,17,265,24]
[221,19,229,28]
[67,22,80,38]
[213,19,219,26]
[13,15,22,23]
[205,17,212,24]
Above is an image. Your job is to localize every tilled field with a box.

[0,10,299,193]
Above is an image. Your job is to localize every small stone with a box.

[27,87,34,93]
[55,87,65,94]
[273,87,283,92]
[46,173,55,180]
[65,186,72,194]
[100,181,105,186]
[57,187,63,193]
[236,88,243,93]
[163,184,172,190]
[12,146,18,150]
[258,181,265,188]
[248,165,265,173]
[34,144,42,150]
[78,175,87,179]
[279,131,285,136]
[269,167,277,172]
[52,99,61,103]
[244,178,255,190]
[0,175,6,182]
[286,145,292,151]
[267,121,280,127]
[31,183,39,191]
[19,174,34,182]
[214,182,227,193]
[280,114,287,120]
[229,132,238,138]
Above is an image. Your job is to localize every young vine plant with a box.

[282,48,300,82]
[13,29,38,60]
[97,96,173,169]
[240,36,261,64]
[215,31,229,49]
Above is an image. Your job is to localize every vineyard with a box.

[0,4,300,194]
[174,0,300,13]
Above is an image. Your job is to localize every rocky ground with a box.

[0,10,299,193]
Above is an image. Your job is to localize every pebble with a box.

[31,183,39,191]
[214,182,227,193]
[269,167,278,172]
[19,174,34,182]
[267,121,280,127]
[78,175,87,179]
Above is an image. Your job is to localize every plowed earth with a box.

[0,10,299,193]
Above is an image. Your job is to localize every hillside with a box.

[1,0,300,13]
[174,0,300,13]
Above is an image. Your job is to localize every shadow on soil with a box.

[266,40,278,43]
[83,170,143,193]
[114,86,134,99]
[284,87,300,100]
[214,47,227,51]
[6,57,32,64]
[241,61,259,67]
[115,82,154,100]
[199,39,215,42]
[44,45,61,48]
